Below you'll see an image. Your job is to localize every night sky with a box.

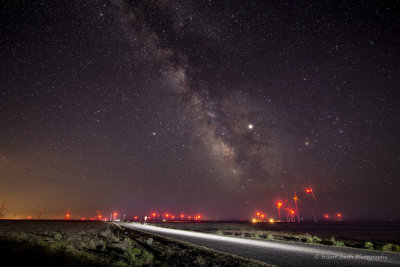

[1,0,399,220]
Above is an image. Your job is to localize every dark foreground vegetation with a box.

[0,220,269,266]
[154,221,400,252]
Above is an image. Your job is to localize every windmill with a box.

[306,187,318,223]
[0,201,6,218]
[39,207,43,220]
[97,210,103,221]
[65,209,71,220]
[293,187,301,222]
[284,199,289,222]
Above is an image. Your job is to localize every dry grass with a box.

[0,220,271,266]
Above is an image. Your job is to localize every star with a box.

[248,124,254,130]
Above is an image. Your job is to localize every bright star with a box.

[248,124,254,130]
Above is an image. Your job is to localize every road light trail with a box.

[119,222,400,266]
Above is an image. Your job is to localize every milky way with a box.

[0,0,399,220]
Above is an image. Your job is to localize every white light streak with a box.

[118,223,394,264]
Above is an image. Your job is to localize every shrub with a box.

[306,236,314,243]
[381,243,394,252]
[266,233,274,240]
[312,236,321,243]
[194,256,206,265]
[125,247,141,266]
[364,241,374,250]
[124,237,134,246]
[142,250,154,265]
[330,236,345,247]
[53,232,62,241]
[306,235,321,243]
[13,232,29,242]
[333,240,345,247]
[215,230,223,235]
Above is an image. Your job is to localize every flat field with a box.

[152,221,400,251]
[0,220,269,266]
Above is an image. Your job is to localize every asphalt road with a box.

[119,222,400,266]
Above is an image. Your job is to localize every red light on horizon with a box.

[113,212,117,217]
[337,213,342,217]
[27,216,32,219]
[306,188,313,193]
[152,212,156,217]
[256,212,260,216]
[277,202,283,207]
[324,214,329,218]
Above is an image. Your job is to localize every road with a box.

[119,222,400,266]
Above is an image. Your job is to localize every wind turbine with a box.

[306,187,318,223]
[0,201,6,218]
[293,187,300,222]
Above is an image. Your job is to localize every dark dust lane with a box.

[119,223,400,267]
